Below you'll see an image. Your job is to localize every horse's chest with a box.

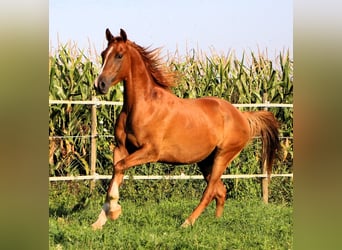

[124,121,149,148]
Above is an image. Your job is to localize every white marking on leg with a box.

[91,204,109,230]
[108,182,120,210]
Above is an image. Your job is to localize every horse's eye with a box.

[116,53,123,59]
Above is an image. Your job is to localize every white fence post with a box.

[262,93,269,204]
[90,96,97,190]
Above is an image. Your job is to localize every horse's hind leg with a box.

[198,157,227,218]
[214,181,227,217]
[182,149,241,227]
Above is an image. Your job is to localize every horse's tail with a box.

[243,111,280,182]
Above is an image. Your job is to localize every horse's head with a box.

[94,28,129,94]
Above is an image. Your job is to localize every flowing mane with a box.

[128,41,176,89]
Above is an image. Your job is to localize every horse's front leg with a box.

[91,146,127,230]
[92,144,158,230]
[90,175,123,230]
[106,169,124,220]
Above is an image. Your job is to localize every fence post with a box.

[262,93,269,203]
[90,96,97,191]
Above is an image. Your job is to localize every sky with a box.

[49,0,293,59]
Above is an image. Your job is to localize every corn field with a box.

[49,43,293,203]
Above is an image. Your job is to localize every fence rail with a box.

[49,99,293,108]
[49,173,293,182]
[49,99,123,106]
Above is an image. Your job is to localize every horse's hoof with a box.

[91,222,103,230]
[108,204,122,220]
[181,219,192,228]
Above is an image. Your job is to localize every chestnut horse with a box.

[92,28,280,229]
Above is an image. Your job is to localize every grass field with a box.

[49,182,293,249]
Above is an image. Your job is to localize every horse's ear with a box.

[105,28,114,42]
[120,29,127,42]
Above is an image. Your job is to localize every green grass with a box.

[49,183,293,249]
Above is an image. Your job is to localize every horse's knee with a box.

[216,181,226,197]
[199,185,216,205]
[203,190,215,203]
[113,159,126,174]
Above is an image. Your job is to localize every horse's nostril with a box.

[100,81,106,89]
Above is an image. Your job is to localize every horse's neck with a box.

[123,57,155,112]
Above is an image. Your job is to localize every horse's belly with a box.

[158,132,217,164]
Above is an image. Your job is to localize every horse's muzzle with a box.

[94,78,109,95]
